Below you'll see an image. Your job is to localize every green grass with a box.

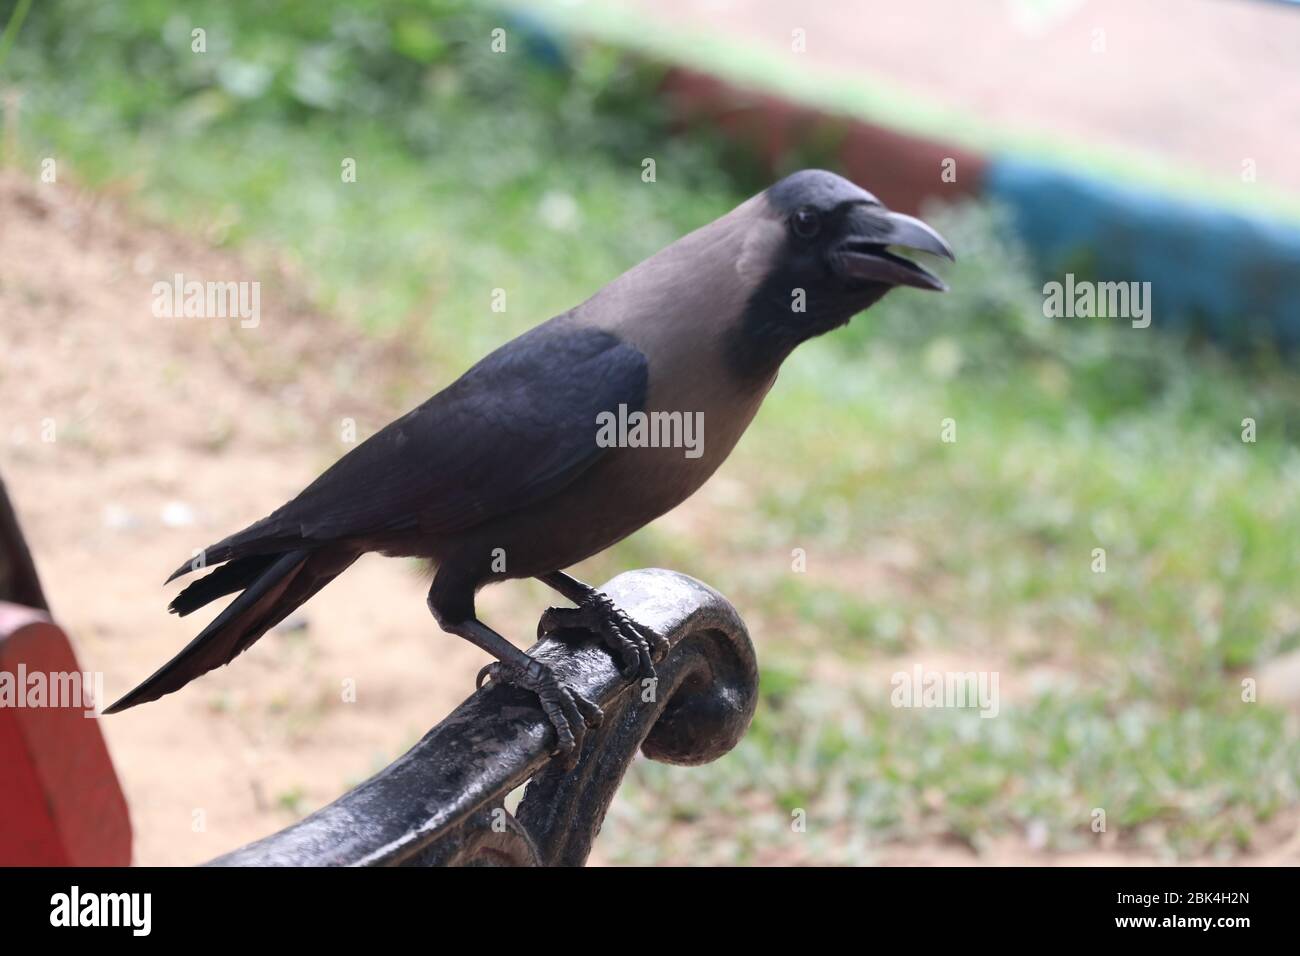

[609,685,1296,863]
[5,0,737,361]
[7,0,1300,861]
[601,298,1300,860]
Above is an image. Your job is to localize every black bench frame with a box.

[208,568,758,866]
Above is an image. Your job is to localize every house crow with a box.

[106,169,953,764]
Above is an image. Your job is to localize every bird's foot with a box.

[476,657,603,769]
[538,590,669,681]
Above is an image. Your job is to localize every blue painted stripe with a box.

[984,157,1300,346]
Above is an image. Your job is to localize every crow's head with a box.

[768,168,951,290]
[729,169,953,371]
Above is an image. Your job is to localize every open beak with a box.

[832,206,955,291]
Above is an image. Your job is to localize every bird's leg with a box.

[536,571,669,680]
[427,581,601,769]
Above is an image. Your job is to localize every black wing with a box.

[173,320,647,576]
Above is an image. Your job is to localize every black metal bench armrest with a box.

[207,568,757,867]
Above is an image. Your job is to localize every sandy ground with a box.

[617,0,1300,198]
[0,170,510,865]
[5,171,1299,866]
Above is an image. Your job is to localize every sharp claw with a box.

[544,689,588,770]
[572,693,604,728]
[484,655,601,771]
[539,695,576,751]
[628,617,668,663]
[593,592,659,679]
[537,590,664,681]
[615,641,643,678]
[615,628,654,680]
[620,622,653,670]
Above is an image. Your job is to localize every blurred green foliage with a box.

[6,0,1300,862]
[4,0,736,357]
[11,0,678,143]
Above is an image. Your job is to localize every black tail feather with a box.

[168,554,279,616]
[107,549,315,714]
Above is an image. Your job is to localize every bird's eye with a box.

[791,206,820,239]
